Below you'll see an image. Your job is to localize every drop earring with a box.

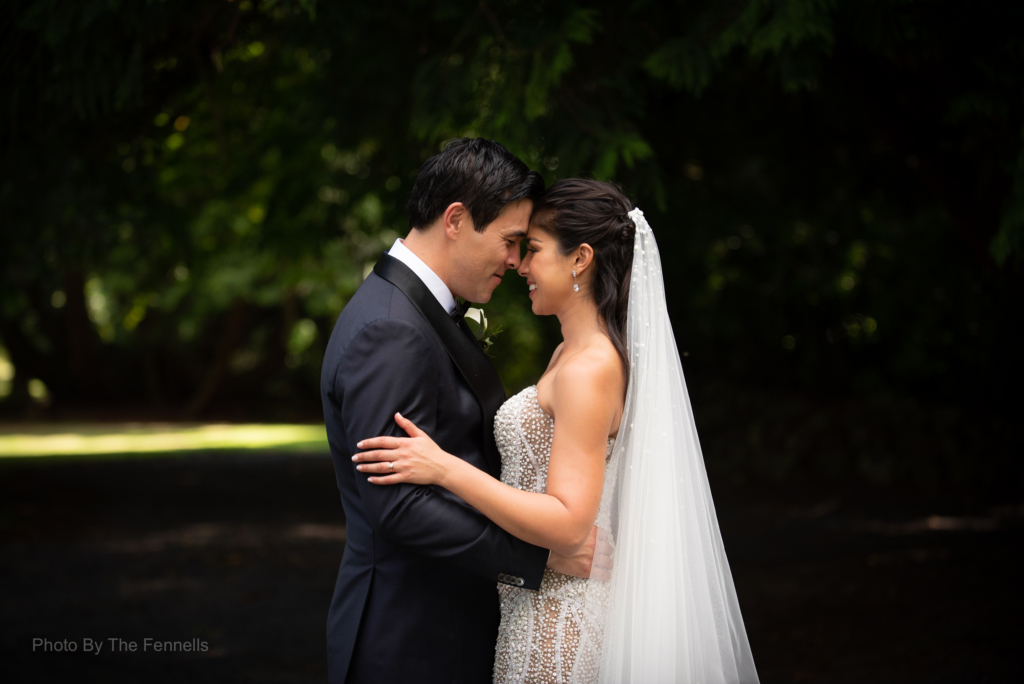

[572,270,579,292]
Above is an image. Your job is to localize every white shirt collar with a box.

[387,238,457,315]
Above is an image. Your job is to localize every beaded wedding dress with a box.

[489,209,757,684]
[492,385,613,684]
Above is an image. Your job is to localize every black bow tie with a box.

[451,299,473,321]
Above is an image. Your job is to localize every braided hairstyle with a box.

[532,179,636,376]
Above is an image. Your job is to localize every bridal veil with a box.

[575,208,759,684]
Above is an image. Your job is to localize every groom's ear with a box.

[442,202,475,240]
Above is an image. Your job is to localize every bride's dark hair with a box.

[532,178,636,375]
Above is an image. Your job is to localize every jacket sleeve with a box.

[336,317,549,590]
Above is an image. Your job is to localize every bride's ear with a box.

[574,244,595,275]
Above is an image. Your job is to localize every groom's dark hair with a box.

[407,138,544,232]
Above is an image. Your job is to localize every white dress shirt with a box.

[387,238,457,315]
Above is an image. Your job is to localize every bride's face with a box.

[518,224,576,315]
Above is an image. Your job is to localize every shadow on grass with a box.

[0,440,1020,683]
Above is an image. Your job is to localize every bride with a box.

[352,179,759,684]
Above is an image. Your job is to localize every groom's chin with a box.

[475,280,503,303]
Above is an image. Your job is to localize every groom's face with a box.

[449,200,532,303]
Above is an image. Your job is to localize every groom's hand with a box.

[547,526,614,581]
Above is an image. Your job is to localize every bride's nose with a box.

[517,257,529,278]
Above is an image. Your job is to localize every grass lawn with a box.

[0,423,329,458]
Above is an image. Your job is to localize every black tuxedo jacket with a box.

[321,253,549,684]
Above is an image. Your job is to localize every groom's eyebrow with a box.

[505,229,528,238]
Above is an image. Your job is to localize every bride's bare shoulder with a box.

[550,337,624,406]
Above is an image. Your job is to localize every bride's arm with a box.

[354,356,621,557]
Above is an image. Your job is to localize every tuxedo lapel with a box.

[373,253,506,474]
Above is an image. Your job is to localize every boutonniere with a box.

[464,307,503,354]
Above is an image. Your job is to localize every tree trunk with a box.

[185,297,247,416]
[62,268,103,400]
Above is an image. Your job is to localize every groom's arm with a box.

[337,318,549,590]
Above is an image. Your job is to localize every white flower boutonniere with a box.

[464,307,503,355]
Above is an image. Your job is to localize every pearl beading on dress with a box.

[492,385,614,684]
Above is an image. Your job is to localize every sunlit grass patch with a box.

[0,423,329,458]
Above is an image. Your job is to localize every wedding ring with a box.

[389,462,395,473]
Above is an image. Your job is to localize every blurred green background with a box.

[1,0,1021,494]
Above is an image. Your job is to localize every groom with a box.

[321,139,598,684]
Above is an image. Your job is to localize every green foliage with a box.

[992,124,1024,269]
[1,0,1022,490]
[644,0,837,95]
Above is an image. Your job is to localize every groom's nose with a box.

[505,244,521,270]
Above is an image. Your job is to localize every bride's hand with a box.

[353,413,457,486]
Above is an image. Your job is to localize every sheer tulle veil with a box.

[574,208,759,684]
